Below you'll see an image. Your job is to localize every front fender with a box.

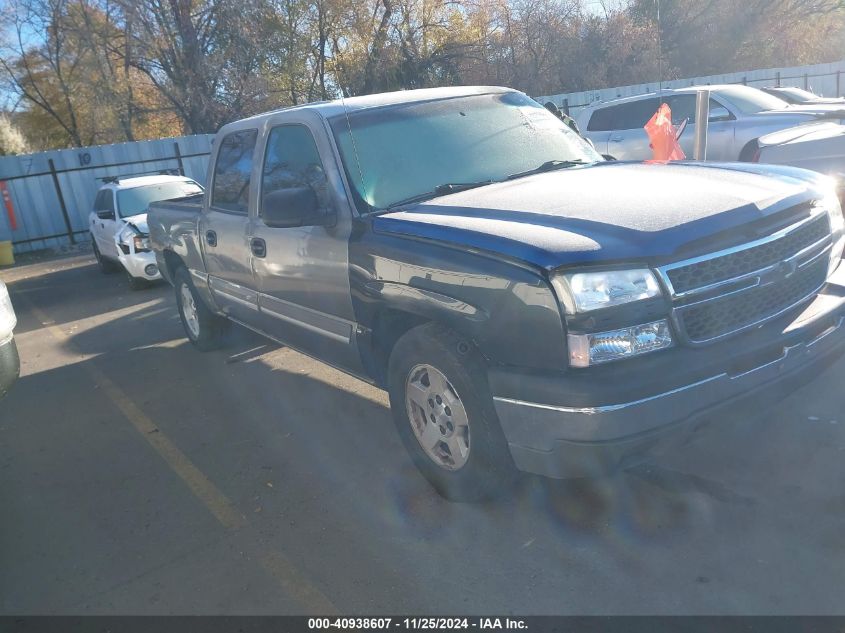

[350,228,568,372]
[363,281,488,325]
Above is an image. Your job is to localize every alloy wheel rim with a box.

[180,283,201,339]
[405,364,470,471]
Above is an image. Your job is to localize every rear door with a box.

[200,128,261,322]
[606,98,661,160]
[250,112,362,373]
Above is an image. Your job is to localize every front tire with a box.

[174,267,226,351]
[388,324,517,501]
[126,269,148,291]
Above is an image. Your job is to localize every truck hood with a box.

[374,161,829,270]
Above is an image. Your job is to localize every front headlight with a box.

[133,235,150,252]
[553,268,662,313]
[821,187,845,275]
[0,282,17,346]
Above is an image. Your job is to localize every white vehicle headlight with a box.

[553,268,663,313]
[133,235,150,252]
[0,282,17,346]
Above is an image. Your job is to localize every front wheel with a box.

[126,269,148,291]
[174,267,226,351]
[388,324,517,501]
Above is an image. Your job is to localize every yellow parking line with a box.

[16,291,338,614]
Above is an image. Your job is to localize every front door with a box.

[92,190,119,258]
[251,117,362,373]
[200,128,261,322]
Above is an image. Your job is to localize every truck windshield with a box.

[117,181,203,218]
[331,92,601,213]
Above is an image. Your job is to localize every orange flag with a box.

[644,103,686,161]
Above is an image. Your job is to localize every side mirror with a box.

[602,154,617,161]
[96,209,115,220]
[261,186,333,228]
[709,106,733,123]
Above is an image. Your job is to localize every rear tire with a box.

[174,267,226,351]
[388,323,517,501]
[92,237,118,274]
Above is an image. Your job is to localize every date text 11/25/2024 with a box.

[307,618,528,630]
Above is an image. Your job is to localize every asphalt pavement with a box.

[2,254,845,615]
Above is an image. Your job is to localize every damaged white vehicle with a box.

[89,175,203,289]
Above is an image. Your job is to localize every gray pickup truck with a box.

[149,86,845,500]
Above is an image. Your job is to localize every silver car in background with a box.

[754,122,845,205]
[576,84,845,162]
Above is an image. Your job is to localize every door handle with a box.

[610,135,623,142]
[205,230,217,247]
[251,237,266,258]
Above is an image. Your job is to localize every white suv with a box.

[90,174,203,289]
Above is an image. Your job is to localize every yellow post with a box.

[0,241,14,266]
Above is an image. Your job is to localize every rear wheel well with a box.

[162,250,186,282]
[738,138,760,162]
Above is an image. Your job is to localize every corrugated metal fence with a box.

[0,134,213,253]
[537,59,845,117]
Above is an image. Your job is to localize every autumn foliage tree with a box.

[1,0,844,150]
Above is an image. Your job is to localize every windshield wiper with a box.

[506,159,590,181]
[385,181,496,210]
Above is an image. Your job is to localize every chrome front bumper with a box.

[493,272,845,478]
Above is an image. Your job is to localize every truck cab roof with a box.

[223,86,515,131]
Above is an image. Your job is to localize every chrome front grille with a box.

[666,214,830,294]
[658,211,833,345]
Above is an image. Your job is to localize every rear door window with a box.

[665,95,698,125]
[587,107,615,132]
[587,98,662,132]
[211,130,258,214]
[614,98,661,130]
